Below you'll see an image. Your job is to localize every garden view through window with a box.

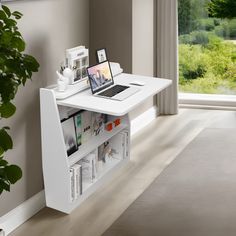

[178,0,236,95]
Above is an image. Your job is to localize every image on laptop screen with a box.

[87,61,114,94]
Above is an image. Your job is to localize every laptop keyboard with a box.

[97,85,129,97]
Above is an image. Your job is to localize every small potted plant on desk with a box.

[0,4,39,198]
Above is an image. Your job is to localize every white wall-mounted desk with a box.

[57,73,172,116]
[40,73,171,213]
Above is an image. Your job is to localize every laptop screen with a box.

[87,61,114,94]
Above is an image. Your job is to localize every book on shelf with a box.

[70,164,82,202]
[78,150,97,189]
[70,168,74,202]
[120,130,129,158]
[73,164,82,197]
[74,113,82,147]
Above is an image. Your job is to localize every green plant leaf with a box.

[23,54,40,72]
[0,102,16,118]
[0,128,13,151]
[2,5,11,18]
[0,74,18,103]
[4,18,17,28]
[0,31,13,46]
[0,147,4,156]
[0,159,8,167]
[5,165,22,184]
[12,36,25,52]
[0,10,7,20]
[12,11,23,20]
[0,179,10,192]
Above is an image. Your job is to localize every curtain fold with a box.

[156,0,178,115]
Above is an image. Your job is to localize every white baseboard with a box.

[131,106,159,136]
[0,106,158,235]
[0,191,46,235]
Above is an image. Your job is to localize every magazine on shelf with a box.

[91,113,107,136]
[74,113,82,147]
[61,116,77,156]
[108,131,127,160]
[98,141,111,163]
[81,111,92,144]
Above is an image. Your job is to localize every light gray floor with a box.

[10,109,236,236]
[103,128,236,236]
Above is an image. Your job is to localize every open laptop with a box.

[86,61,139,101]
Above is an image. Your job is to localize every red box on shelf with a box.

[113,118,121,127]
[105,123,113,131]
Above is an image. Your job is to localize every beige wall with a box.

[130,0,155,120]
[0,0,89,216]
[132,0,154,76]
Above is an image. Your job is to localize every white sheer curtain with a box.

[156,0,178,115]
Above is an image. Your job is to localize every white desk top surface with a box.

[57,73,172,116]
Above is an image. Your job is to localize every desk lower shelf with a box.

[68,124,128,166]
[69,157,129,213]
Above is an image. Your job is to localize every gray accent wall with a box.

[89,0,133,73]
[0,0,89,216]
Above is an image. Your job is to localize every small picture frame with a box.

[96,48,108,63]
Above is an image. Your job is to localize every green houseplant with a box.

[0,5,39,194]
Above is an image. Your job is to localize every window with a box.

[178,0,236,95]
